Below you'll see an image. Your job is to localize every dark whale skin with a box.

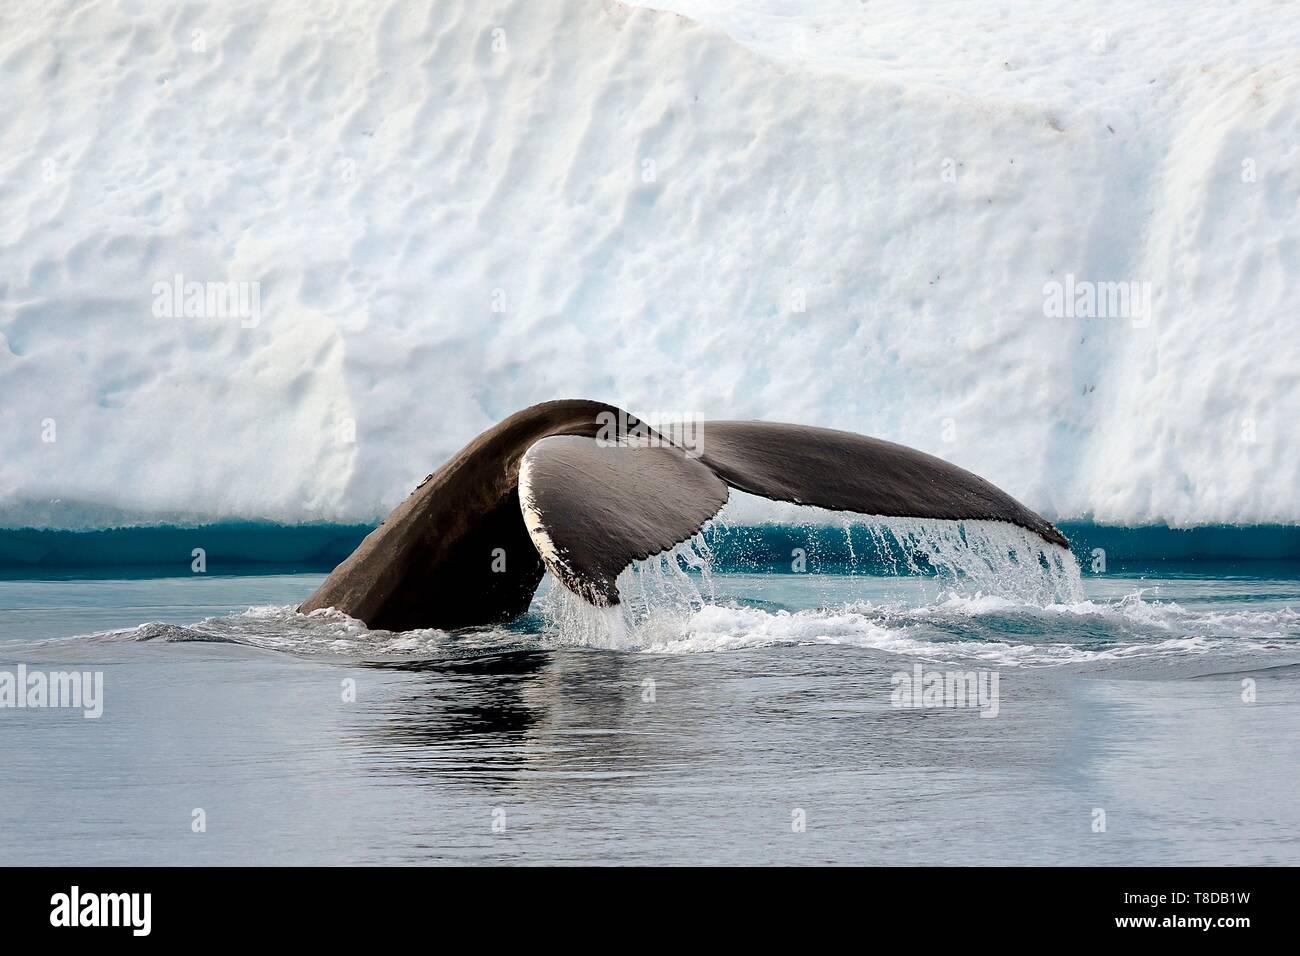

[298,400,633,630]
[519,435,730,606]
[696,421,1069,549]
[300,400,1069,631]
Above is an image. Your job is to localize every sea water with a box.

[0,521,1297,865]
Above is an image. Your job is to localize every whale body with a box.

[298,400,1068,630]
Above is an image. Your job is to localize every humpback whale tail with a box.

[298,400,1069,631]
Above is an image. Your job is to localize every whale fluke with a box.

[519,435,729,606]
[695,421,1069,549]
[299,401,1068,630]
[298,400,628,630]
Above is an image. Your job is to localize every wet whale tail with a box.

[298,400,1068,631]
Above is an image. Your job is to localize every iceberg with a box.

[0,0,1296,530]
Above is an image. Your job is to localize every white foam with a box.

[14,574,1290,669]
[541,511,1083,641]
[539,586,1298,664]
[529,514,1298,663]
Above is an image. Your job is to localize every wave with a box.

[12,517,1296,669]
[43,606,524,662]
[540,587,1300,664]
[33,583,1288,671]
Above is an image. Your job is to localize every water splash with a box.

[542,532,716,649]
[543,516,1084,647]
[868,517,1083,605]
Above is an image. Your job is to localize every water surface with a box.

[1,560,1296,865]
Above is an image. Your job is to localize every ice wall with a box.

[1,0,1296,529]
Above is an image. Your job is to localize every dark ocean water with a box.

[1,526,1297,864]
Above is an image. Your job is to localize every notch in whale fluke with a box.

[298,400,1068,631]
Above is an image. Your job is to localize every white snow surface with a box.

[1,0,1297,529]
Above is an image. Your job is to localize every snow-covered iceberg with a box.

[1,0,1296,530]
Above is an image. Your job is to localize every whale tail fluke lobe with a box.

[519,434,729,606]
[299,401,1068,630]
[695,421,1068,549]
